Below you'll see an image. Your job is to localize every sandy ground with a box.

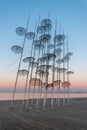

[0,98,87,130]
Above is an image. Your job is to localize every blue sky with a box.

[0,0,87,91]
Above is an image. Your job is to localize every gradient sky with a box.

[0,0,87,92]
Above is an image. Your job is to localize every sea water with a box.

[0,92,87,100]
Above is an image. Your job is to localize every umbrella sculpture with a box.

[10,15,73,110]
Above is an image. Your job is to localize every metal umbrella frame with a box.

[41,18,52,26]
[35,43,44,50]
[66,52,73,57]
[18,69,29,76]
[25,32,35,40]
[38,65,52,71]
[62,81,71,88]
[56,59,63,64]
[23,57,35,63]
[29,61,38,68]
[62,55,70,63]
[43,53,56,61]
[55,48,62,55]
[48,44,54,49]
[11,45,23,54]
[39,34,51,43]
[33,39,41,44]
[66,71,74,75]
[30,78,42,86]
[38,56,48,64]
[56,42,64,47]
[45,24,52,32]
[16,27,27,36]
[37,26,45,34]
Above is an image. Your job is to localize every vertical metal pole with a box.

[43,54,49,110]
[62,29,66,106]
[66,34,70,104]
[57,24,61,107]
[57,59,61,107]
[32,14,41,106]
[10,15,30,108]
[22,20,37,108]
[51,19,57,109]
[39,48,44,102]
[36,46,41,108]
[26,44,36,108]
[26,15,41,109]
[43,38,49,110]
[56,68,58,105]
[43,70,48,111]
[22,36,34,107]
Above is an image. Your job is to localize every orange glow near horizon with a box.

[0,76,87,91]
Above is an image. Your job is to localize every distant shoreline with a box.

[1,92,87,101]
[0,91,87,93]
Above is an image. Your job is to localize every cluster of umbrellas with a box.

[10,16,73,110]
